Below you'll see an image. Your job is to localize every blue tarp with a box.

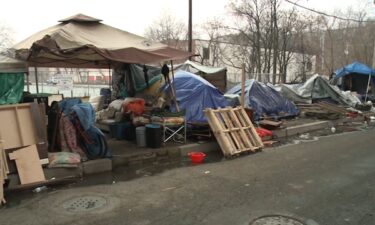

[333,62,375,78]
[226,79,299,120]
[163,71,228,122]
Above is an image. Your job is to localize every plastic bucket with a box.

[145,124,162,148]
[136,126,146,147]
[115,122,136,140]
[188,152,206,163]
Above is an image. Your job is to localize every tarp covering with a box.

[112,64,162,98]
[13,14,192,68]
[0,73,24,105]
[163,71,228,123]
[174,60,226,74]
[331,62,375,95]
[333,61,375,78]
[226,80,299,120]
[278,74,359,106]
[173,60,227,92]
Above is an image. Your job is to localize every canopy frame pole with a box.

[170,60,180,112]
[34,67,39,94]
[241,63,246,107]
[108,63,112,89]
[365,74,371,102]
[26,72,30,92]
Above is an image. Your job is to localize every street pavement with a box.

[1,129,375,225]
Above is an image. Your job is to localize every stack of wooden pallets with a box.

[204,107,263,157]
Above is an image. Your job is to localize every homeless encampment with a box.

[278,74,361,107]
[0,55,27,105]
[330,62,375,97]
[226,79,299,120]
[162,71,228,123]
[173,60,227,92]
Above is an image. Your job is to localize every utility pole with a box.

[188,0,193,57]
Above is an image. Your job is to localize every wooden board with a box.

[0,141,6,204]
[8,145,45,185]
[0,103,38,149]
[204,107,263,157]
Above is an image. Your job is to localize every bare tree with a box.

[0,21,15,54]
[144,10,187,50]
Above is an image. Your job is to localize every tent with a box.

[0,55,27,104]
[13,14,191,68]
[163,71,228,123]
[278,74,360,107]
[226,80,299,120]
[174,60,227,92]
[331,62,375,95]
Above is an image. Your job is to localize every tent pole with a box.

[241,63,246,107]
[34,67,39,94]
[108,63,111,89]
[26,72,30,92]
[170,60,180,112]
[365,74,371,102]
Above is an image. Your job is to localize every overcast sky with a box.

[1,0,373,44]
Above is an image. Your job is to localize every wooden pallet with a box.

[204,107,263,157]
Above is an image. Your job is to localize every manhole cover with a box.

[62,195,107,213]
[250,215,305,225]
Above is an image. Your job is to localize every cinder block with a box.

[272,129,287,138]
[83,158,112,175]
[44,166,83,179]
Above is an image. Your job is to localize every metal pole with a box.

[170,60,180,112]
[365,74,371,102]
[241,63,246,107]
[188,0,192,56]
[108,64,112,89]
[34,67,39,94]
[26,72,30,92]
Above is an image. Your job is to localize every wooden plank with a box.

[238,107,263,148]
[0,103,38,150]
[0,140,9,177]
[234,108,257,146]
[204,110,233,156]
[220,110,243,150]
[227,107,254,151]
[8,145,45,185]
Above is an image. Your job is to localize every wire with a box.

[284,0,369,23]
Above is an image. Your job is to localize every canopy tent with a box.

[226,80,299,120]
[278,74,360,107]
[162,71,228,123]
[13,14,192,68]
[331,62,375,96]
[173,60,227,92]
[0,55,27,104]
[333,61,375,78]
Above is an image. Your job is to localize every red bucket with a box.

[188,152,206,163]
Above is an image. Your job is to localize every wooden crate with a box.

[204,107,263,156]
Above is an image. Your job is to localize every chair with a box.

[150,111,186,144]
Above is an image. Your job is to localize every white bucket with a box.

[136,126,146,147]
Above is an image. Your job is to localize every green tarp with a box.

[0,73,24,105]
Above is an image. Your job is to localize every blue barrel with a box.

[145,124,162,148]
[113,122,136,140]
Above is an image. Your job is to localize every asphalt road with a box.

[1,129,375,225]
